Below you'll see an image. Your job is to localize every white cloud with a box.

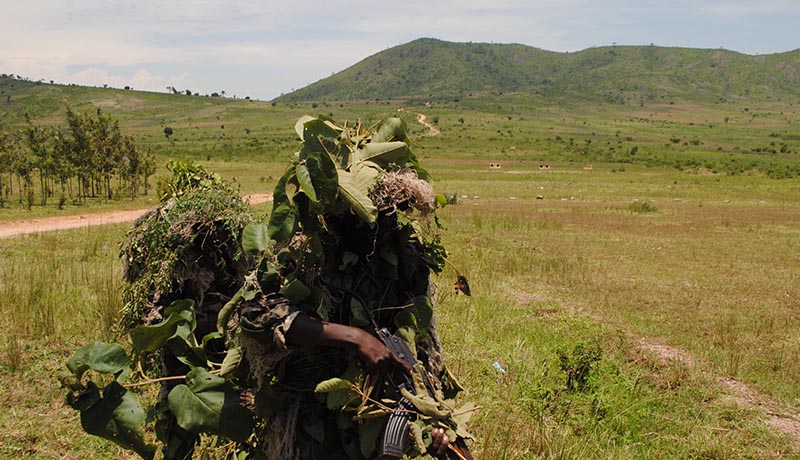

[65,67,195,93]
[699,1,797,17]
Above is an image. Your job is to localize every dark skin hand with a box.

[284,314,411,375]
[430,427,450,458]
[284,314,450,458]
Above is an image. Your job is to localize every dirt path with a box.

[416,113,440,136]
[0,193,272,239]
[637,337,800,446]
[515,285,800,446]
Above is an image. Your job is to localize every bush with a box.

[628,201,658,214]
[557,342,602,392]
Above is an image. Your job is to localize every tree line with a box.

[0,105,155,209]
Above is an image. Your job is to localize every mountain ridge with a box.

[277,38,800,103]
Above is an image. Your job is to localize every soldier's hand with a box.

[285,316,411,375]
[430,428,450,458]
[353,330,412,375]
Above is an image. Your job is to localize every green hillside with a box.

[0,75,312,162]
[277,38,800,103]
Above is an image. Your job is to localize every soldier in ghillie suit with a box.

[223,116,474,459]
[118,160,255,459]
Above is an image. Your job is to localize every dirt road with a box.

[416,113,440,136]
[0,193,272,239]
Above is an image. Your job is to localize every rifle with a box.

[375,326,474,460]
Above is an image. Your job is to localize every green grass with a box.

[2,165,799,458]
[0,224,139,459]
[429,168,800,458]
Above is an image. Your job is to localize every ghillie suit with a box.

[62,117,474,460]
[225,116,475,459]
[119,160,254,458]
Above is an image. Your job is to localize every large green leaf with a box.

[217,287,245,334]
[353,162,381,188]
[304,417,326,444]
[314,377,352,393]
[257,259,281,293]
[295,162,318,202]
[305,154,338,205]
[67,342,130,381]
[371,117,408,143]
[356,141,408,167]
[326,388,353,410]
[301,117,340,145]
[349,297,370,328]
[167,368,254,442]
[267,202,297,243]
[411,295,434,330]
[166,322,207,368]
[393,310,418,330]
[254,383,288,419]
[67,381,102,412]
[294,115,315,140]
[80,381,157,460]
[219,346,243,378]
[272,166,292,205]
[337,168,377,224]
[130,300,195,354]
[359,417,385,458]
[241,223,269,255]
[280,278,311,303]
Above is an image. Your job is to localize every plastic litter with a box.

[492,361,506,373]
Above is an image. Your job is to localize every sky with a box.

[1,0,798,101]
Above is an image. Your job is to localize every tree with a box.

[22,114,56,205]
[11,135,33,207]
[88,108,124,199]
[1,104,153,208]
[0,131,14,207]
[63,105,93,202]
[164,127,173,139]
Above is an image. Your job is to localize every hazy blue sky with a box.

[2,0,797,100]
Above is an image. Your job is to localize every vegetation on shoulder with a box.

[120,160,251,330]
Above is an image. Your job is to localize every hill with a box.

[277,38,800,103]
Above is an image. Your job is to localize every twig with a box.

[123,375,186,388]
[452,405,483,417]
[447,444,469,460]
[123,369,221,388]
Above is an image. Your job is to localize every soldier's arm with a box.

[284,314,410,374]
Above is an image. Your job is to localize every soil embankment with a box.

[0,193,272,239]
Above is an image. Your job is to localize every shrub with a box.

[629,201,658,214]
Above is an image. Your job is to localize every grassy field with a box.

[1,86,800,458]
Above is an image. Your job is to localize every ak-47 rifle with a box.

[374,326,474,460]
